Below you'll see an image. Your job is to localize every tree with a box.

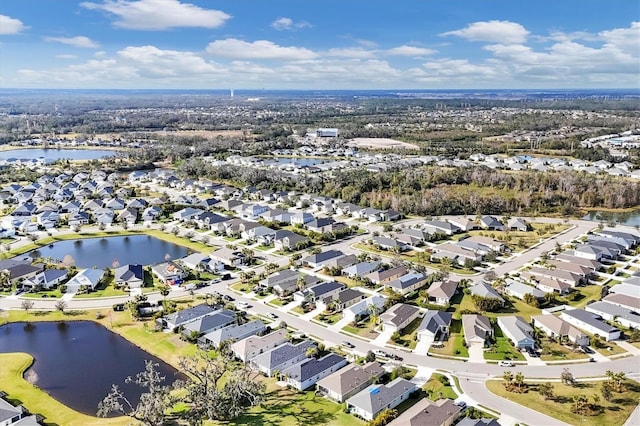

[538,382,554,400]
[561,368,575,386]
[177,351,266,422]
[305,347,319,358]
[55,300,67,312]
[159,285,171,301]
[97,360,177,425]
[503,371,514,392]
[523,293,539,307]
[601,381,613,402]
[21,300,34,313]
[367,408,398,426]
[365,350,376,363]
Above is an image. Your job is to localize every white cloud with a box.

[600,21,640,54]
[0,14,27,35]
[44,36,99,48]
[442,20,530,44]
[80,0,231,30]
[270,17,311,31]
[326,47,376,59]
[206,39,317,60]
[385,45,435,56]
[56,54,78,59]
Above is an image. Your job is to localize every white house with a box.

[497,316,535,349]
[531,314,590,347]
[560,309,621,341]
[379,303,420,333]
[346,378,417,421]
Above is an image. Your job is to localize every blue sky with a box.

[0,0,638,89]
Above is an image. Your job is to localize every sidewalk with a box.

[617,340,640,356]
[371,328,394,346]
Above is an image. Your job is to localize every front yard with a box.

[422,373,458,401]
[390,317,422,349]
[539,338,589,361]
[484,325,526,361]
[428,319,469,358]
[342,320,380,340]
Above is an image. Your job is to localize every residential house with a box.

[417,311,452,343]
[462,314,493,346]
[560,309,621,341]
[306,217,347,234]
[465,236,505,253]
[242,225,277,245]
[301,250,345,269]
[319,288,365,312]
[534,277,573,295]
[379,303,421,333]
[423,220,460,236]
[231,329,289,363]
[335,202,361,217]
[273,230,310,251]
[179,253,211,272]
[504,281,545,301]
[22,269,68,290]
[387,398,462,426]
[343,295,386,322]
[608,283,640,298]
[346,378,417,421]
[427,280,458,306]
[172,207,204,222]
[371,236,407,252]
[395,229,428,246]
[181,309,236,338]
[532,314,590,346]
[290,212,314,225]
[68,211,90,226]
[158,304,220,331]
[210,247,245,268]
[316,361,385,403]
[431,243,482,266]
[342,261,380,278]
[114,264,144,290]
[585,302,640,330]
[480,216,505,231]
[507,217,529,231]
[65,268,105,292]
[603,293,640,311]
[528,267,584,287]
[448,218,476,232]
[151,262,185,286]
[322,254,358,270]
[497,316,535,349]
[198,320,266,348]
[385,272,428,295]
[250,340,316,377]
[456,418,501,426]
[294,281,346,303]
[283,353,348,390]
[469,282,505,306]
[365,265,408,285]
[0,394,41,426]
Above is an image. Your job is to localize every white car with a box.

[237,301,250,309]
[498,361,514,367]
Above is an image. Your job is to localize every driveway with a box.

[468,343,485,363]
[414,335,433,355]
[371,328,394,346]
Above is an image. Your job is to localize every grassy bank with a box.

[0,352,129,426]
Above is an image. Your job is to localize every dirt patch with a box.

[348,137,419,149]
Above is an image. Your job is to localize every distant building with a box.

[317,128,339,137]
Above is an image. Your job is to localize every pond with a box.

[0,321,184,416]
[26,235,191,268]
[582,210,640,227]
[0,148,117,163]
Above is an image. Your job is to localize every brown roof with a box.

[316,362,384,396]
[388,398,461,426]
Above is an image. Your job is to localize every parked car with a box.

[237,301,250,309]
[454,401,467,410]
[498,361,514,367]
[113,303,125,312]
[389,354,403,361]
[373,349,390,357]
[342,341,355,349]
[223,295,234,302]
[267,312,278,319]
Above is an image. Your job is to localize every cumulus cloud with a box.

[44,36,99,48]
[442,20,530,44]
[206,39,317,60]
[56,54,79,59]
[385,45,435,56]
[80,0,231,30]
[271,17,312,31]
[0,15,27,35]
[326,47,376,59]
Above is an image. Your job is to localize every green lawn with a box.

[422,373,458,401]
[455,294,541,322]
[290,305,306,316]
[315,311,342,325]
[268,298,286,307]
[594,340,627,356]
[22,289,63,299]
[484,325,526,361]
[342,321,380,340]
[567,285,605,309]
[486,379,640,426]
[539,338,589,361]
[391,317,422,349]
[429,319,469,358]
[231,282,252,293]
[227,384,363,426]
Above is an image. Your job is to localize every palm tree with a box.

[159,285,171,301]
[235,310,248,325]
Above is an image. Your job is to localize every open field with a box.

[347,137,419,150]
[486,379,640,426]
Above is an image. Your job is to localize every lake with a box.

[27,235,191,268]
[0,148,117,162]
[582,210,640,227]
[0,321,184,416]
